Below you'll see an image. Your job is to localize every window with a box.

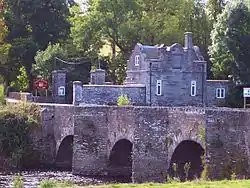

[58,86,65,96]
[135,55,140,66]
[156,80,162,96]
[216,88,225,99]
[191,80,196,96]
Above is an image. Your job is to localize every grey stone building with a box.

[73,32,231,107]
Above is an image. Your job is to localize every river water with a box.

[0,170,129,188]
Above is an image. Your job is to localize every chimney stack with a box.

[184,32,193,49]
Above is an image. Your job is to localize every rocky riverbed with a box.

[0,170,129,188]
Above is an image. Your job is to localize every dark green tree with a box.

[209,0,250,83]
[3,0,70,90]
[225,2,250,84]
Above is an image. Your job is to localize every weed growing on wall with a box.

[117,94,130,106]
[198,125,205,145]
[0,102,41,167]
[0,85,6,105]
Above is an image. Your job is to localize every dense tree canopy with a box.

[209,0,250,84]
[0,0,70,90]
[3,0,250,93]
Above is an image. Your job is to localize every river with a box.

[0,170,130,188]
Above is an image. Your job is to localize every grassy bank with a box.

[35,180,250,188]
[83,180,250,188]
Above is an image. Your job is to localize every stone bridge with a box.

[37,104,250,183]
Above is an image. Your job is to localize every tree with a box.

[73,0,212,83]
[209,0,250,82]
[206,0,226,23]
[3,0,71,90]
[33,43,66,79]
[225,2,250,84]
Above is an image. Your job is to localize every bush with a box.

[0,102,41,167]
[13,176,24,188]
[10,66,29,92]
[39,180,57,188]
[117,94,130,107]
[39,180,73,188]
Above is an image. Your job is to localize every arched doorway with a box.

[55,135,73,170]
[168,140,204,181]
[108,139,133,182]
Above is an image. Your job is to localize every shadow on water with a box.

[0,169,131,188]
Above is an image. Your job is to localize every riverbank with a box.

[76,180,250,188]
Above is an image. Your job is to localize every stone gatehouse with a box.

[72,32,231,107]
[38,104,250,183]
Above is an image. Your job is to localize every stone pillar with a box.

[184,32,193,49]
[132,108,169,183]
[90,69,106,85]
[72,112,108,176]
[52,70,66,104]
[73,81,83,105]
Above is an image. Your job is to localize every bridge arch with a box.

[168,140,204,181]
[108,138,133,181]
[55,135,73,170]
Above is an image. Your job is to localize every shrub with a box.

[0,102,41,167]
[13,176,24,188]
[117,94,130,107]
[39,180,73,188]
[39,180,57,188]
[10,66,29,92]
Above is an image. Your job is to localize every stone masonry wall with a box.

[206,80,231,107]
[72,106,207,182]
[205,108,250,179]
[72,106,109,176]
[32,104,75,168]
[72,105,250,182]
[80,85,146,105]
[35,103,250,182]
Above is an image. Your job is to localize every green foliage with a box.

[231,172,237,180]
[198,125,206,144]
[2,0,70,90]
[0,84,6,105]
[200,155,210,181]
[184,162,191,181]
[39,180,57,188]
[10,66,28,92]
[39,180,73,188]
[225,85,244,108]
[13,176,24,188]
[117,94,130,107]
[206,0,226,23]
[54,180,250,187]
[34,43,66,79]
[0,102,40,166]
[225,2,250,85]
[72,0,212,83]
[209,0,250,83]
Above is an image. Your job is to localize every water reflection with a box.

[0,170,129,188]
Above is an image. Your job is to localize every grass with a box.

[61,180,250,188]
[39,180,250,188]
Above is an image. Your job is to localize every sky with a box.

[74,0,88,10]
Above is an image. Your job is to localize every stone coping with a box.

[82,84,146,88]
[207,80,230,82]
[73,104,250,113]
